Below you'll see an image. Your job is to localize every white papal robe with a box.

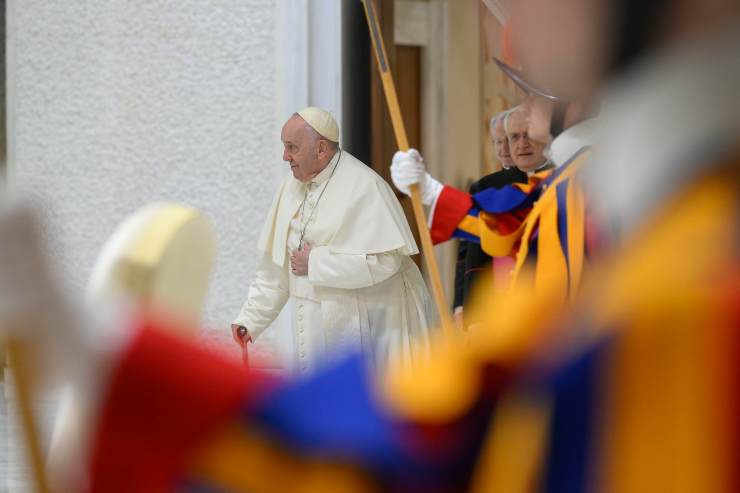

[233,149,436,374]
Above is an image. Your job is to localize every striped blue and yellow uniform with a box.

[430,150,593,303]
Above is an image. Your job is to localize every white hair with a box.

[504,105,526,135]
[489,110,510,134]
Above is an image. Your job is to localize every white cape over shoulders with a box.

[258,150,419,268]
[236,150,436,372]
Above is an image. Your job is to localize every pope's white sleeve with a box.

[232,253,289,340]
[308,246,403,289]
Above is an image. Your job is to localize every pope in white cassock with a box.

[231,107,435,374]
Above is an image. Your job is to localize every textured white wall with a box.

[7,0,286,361]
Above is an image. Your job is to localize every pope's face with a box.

[506,108,548,172]
[491,120,514,168]
[281,116,322,182]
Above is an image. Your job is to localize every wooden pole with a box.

[361,0,456,339]
[6,337,52,493]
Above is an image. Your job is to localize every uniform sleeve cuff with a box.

[429,186,473,244]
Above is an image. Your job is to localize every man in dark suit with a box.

[453,107,550,327]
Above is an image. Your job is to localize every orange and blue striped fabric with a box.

[509,149,591,302]
[470,164,740,492]
[431,150,592,301]
[431,171,549,249]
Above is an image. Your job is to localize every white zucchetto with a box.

[297,106,340,143]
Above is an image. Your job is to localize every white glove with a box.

[390,149,443,206]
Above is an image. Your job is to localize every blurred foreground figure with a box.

[2,0,739,490]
